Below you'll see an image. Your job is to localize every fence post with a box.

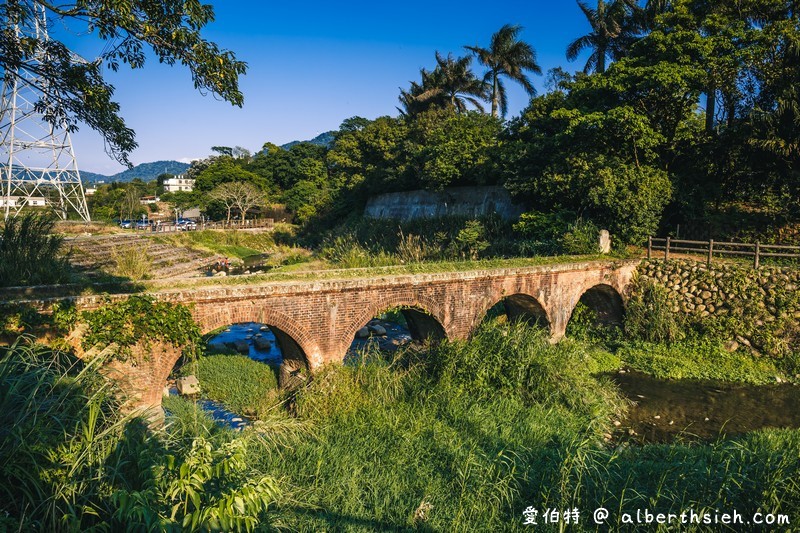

[647,237,652,259]
[707,239,714,267]
[665,237,671,261]
[754,241,760,269]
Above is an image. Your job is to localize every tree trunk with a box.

[491,73,499,118]
[226,207,231,224]
[705,89,716,133]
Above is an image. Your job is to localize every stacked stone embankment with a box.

[637,259,800,356]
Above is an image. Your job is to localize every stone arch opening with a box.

[483,293,550,331]
[203,321,311,389]
[348,305,447,363]
[568,284,624,331]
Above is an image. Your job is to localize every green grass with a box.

[184,353,280,419]
[617,337,787,384]
[250,324,627,531]
[240,322,800,531]
[4,321,800,531]
[155,229,286,260]
[144,254,618,290]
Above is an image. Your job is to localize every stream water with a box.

[611,370,800,443]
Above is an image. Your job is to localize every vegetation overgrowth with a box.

[207,322,798,530]
[185,353,280,419]
[2,301,799,530]
[0,214,71,287]
[80,1,799,252]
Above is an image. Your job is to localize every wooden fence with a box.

[647,237,800,268]
[134,218,275,233]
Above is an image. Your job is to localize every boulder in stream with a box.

[177,375,201,395]
[254,337,272,350]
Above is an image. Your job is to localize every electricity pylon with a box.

[0,5,91,221]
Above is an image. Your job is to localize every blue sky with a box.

[60,1,596,174]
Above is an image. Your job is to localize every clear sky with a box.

[57,1,596,175]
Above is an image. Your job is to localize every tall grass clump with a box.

[189,353,280,418]
[111,245,152,280]
[625,278,686,343]
[0,338,287,531]
[255,321,626,530]
[0,213,71,287]
[0,338,128,530]
[427,321,624,420]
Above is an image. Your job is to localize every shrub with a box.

[0,213,71,287]
[453,220,489,259]
[81,296,201,361]
[111,245,152,280]
[112,437,281,532]
[513,210,600,255]
[624,278,686,343]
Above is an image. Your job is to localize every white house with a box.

[164,175,195,193]
[0,196,47,208]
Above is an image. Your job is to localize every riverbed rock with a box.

[214,270,227,277]
[177,375,201,395]
[723,339,740,352]
[356,327,370,339]
[233,339,250,354]
[254,337,272,350]
[369,324,387,336]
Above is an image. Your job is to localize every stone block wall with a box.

[637,259,800,355]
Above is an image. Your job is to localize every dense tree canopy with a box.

[88,4,800,244]
[0,0,246,164]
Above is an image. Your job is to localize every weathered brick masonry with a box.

[24,259,638,414]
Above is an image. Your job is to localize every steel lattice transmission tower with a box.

[0,5,91,221]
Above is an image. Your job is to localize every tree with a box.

[194,159,263,192]
[566,0,639,74]
[465,24,542,118]
[120,184,142,221]
[398,52,489,116]
[0,1,247,165]
[209,182,263,223]
[407,109,503,189]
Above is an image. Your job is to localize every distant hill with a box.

[80,160,190,183]
[280,131,335,150]
[79,170,110,183]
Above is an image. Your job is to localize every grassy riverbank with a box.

[3,312,798,530]
[181,321,800,531]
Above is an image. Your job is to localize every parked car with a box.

[176,218,197,231]
[119,219,132,229]
[135,219,150,229]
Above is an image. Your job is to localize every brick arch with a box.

[475,292,552,334]
[193,302,323,369]
[567,282,625,330]
[338,292,449,357]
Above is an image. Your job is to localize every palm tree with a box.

[398,52,489,116]
[639,0,672,31]
[464,24,541,118]
[566,0,639,74]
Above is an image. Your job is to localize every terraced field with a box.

[65,233,214,279]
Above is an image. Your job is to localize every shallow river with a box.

[611,370,800,443]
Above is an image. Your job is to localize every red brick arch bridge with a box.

[41,259,639,413]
